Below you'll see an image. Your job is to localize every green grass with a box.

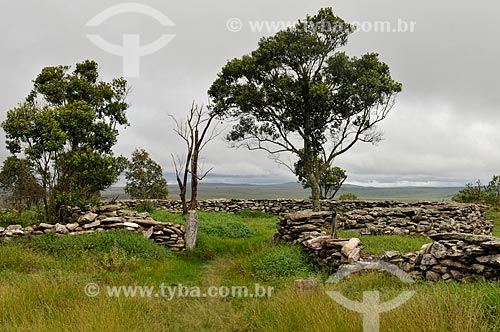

[0,206,46,227]
[1,209,500,331]
[338,230,432,255]
[485,207,500,237]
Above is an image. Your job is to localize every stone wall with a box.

[0,204,186,250]
[339,202,491,236]
[383,233,500,282]
[116,199,492,237]
[275,211,500,282]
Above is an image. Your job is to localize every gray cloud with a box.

[1,0,499,187]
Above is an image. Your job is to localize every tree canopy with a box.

[1,60,128,220]
[294,153,347,199]
[125,148,168,200]
[0,156,44,210]
[209,8,402,210]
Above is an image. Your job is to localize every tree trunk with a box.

[304,143,321,212]
[310,177,321,212]
[180,190,187,215]
[185,210,199,249]
[189,129,199,211]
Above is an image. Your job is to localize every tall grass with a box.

[0,209,499,331]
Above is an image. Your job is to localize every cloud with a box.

[0,0,499,187]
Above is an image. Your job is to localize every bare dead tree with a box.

[171,102,220,248]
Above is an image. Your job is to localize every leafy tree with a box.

[209,8,402,211]
[1,60,129,220]
[125,148,168,199]
[294,151,347,199]
[453,176,500,206]
[0,156,44,210]
[338,193,358,201]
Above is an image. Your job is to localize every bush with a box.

[0,207,46,228]
[22,230,172,261]
[453,177,500,206]
[338,193,358,200]
[249,245,315,282]
[135,200,155,213]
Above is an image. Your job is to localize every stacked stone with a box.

[274,211,332,244]
[302,236,362,270]
[274,210,363,270]
[113,199,491,237]
[338,203,491,237]
[0,204,185,250]
[382,233,500,282]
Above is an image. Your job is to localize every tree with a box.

[0,156,44,210]
[453,176,500,206]
[171,102,219,248]
[294,153,347,199]
[1,60,129,221]
[125,148,168,199]
[209,8,402,211]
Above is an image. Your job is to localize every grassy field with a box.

[1,209,500,331]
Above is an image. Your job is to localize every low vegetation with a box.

[452,175,500,206]
[1,209,500,331]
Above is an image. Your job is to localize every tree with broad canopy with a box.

[208,8,402,211]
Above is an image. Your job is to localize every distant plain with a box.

[103,182,462,201]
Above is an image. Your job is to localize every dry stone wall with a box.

[276,211,500,282]
[116,199,492,237]
[0,204,186,250]
[383,233,500,282]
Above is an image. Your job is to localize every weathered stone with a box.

[421,254,438,266]
[294,277,319,292]
[341,238,361,257]
[38,223,55,230]
[420,243,433,254]
[430,242,448,259]
[78,212,98,224]
[348,247,361,263]
[450,270,464,280]
[7,224,23,231]
[430,233,495,243]
[123,222,140,229]
[100,223,124,229]
[65,223,79,231]
[55,223,69,234]
[426,270,441,281]
[83,220,101,229]
[143,227,154,239]
[471,264,486,274]
[381,251,402,261]
[98,204,121,212]
[476,254,500,265]
[101,217,124,224]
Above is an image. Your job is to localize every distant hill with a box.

[102,182,462,201]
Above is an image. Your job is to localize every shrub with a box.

[249,245,315,282]
[22,230,172,261]
[0,206,46,228]
[135,200,155,213]
[453,176,500,206]
[338,193,358,200]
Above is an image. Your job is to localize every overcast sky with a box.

[1,0,499,187]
